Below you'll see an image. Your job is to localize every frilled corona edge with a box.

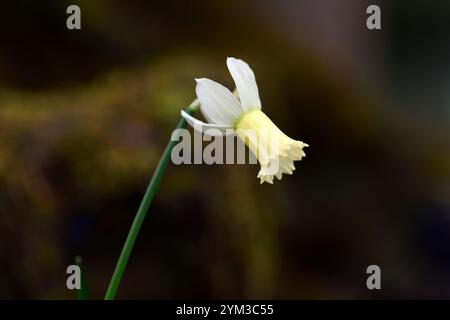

[235,109,308,184]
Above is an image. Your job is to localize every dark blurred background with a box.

[0,0,449,299]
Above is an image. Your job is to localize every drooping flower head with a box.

[182,58,308,184]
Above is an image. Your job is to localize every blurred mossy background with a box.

[0,0,449,299]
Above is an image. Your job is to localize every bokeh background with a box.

[0,0,449,299]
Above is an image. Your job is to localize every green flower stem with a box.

[104,99,199,300]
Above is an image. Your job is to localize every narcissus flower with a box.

[181,57,308,184]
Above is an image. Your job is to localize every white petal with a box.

[226,57,261,111]
[195,78,243,126]
[181,110,234,137]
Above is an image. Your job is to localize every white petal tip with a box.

[227,57,244,65]
[226,57,261,111]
